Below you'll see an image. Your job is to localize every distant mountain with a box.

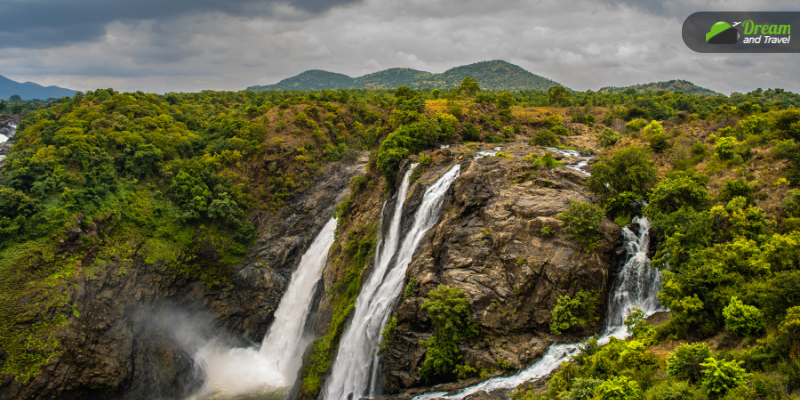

[0,74,77,100]
[597,80,718,97]
[247,60,563,92]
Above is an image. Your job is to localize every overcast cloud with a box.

[1,0,798,94]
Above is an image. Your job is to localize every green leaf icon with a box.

[707,21,732,42]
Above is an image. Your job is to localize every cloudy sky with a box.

[1,0,798,95]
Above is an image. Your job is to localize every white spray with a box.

[192,218,337,398]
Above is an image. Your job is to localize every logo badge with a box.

[706,21,740,44]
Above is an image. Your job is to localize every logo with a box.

[684,12,799,53]
[706,21,740,44]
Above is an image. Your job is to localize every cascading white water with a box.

[602,216,661,340]
[413,215,662,400]
[325,164,462,400]
[192,218,337,398]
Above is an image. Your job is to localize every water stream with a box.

[412,215,661,400]
[191,218,337,399]
[325,165,462,400]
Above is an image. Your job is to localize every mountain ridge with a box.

[0,74,77,101]
[247,60,562,91]
[597,79,718,96]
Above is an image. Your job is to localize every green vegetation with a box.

[248,60,562,92]
[550,290,601,335]
[531,129,559,146]
[557,201,606,251]
[418,285,478,381]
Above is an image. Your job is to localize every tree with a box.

[431,89,441,99]
[458,77,481,97]
[588,146,658,199]
[419,285,478,380]
[548,85,570,107]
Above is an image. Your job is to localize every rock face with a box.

[0,162,363,400]
[378,144,621,392]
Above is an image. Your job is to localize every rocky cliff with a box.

[0,161,363,400]
[297,141,623,399]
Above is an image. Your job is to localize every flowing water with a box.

[473,147,501,160]
[191,218,337,399]
[412,215,662,400]
[544,147,592,175]
[0,123,14,161]
[325,165,462,400]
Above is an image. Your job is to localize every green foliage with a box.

[552,125,571,136]
[626,118,648,132]
[643,120,671,153]
[593,376,642,400]
[718,180,753,204]
[532,129,559,146]
[403,275,416,299]
[378,316,398,355]
[647,173,712,218]
[463,123,481,141]
[562,377,602,400]
[376,117,445,188]
[550,290,601,334]
[419,285,478,381]
[624,307,655,340]
[597,127,623,147]
[557,201,605,251]
[588,146,658,200]
[527,152,566,169]
[458,77,481,97]
[699,357,750,398]
[643,379,707,400]
[544,115,563,128]
[722,297,764,336]
[666,343,712,383]
[541,225,555,237]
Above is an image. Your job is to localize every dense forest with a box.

[2,78,800,400]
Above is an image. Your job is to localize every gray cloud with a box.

[1,0,799,95]
[0,0,362,49]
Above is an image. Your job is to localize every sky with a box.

[0,0,799,95]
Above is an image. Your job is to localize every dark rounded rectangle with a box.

[683,11,800,53]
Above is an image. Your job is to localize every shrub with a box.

[532,129,559,146]
[666,342,712,383]
[699,357,750,398]
[643,120,671,153]
[593,376,642,400]
[643,379,707,400]
[561,377,602,400]
[552,125,570,136]
[501,126,515,138]
[463,123,481,141]
[557,201,605,251]
[718,180,753,204]
[597,127,623,147]
[722,297,764,336]
[588,146,658,199]
[550,290,601,334]
[436,113,459,141]
[626,118,648,132]
[544,115,563,128]
[647,174,713,217]
[419,285,478,381]
[541,225,555,237]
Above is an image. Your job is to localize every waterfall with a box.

[325,164,461,400]
[412,216,662,400]
[192,218,337,398]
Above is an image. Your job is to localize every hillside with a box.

[2,87,800,400]
[0,74,77,100]
[598,79,718,96]
[247,60,562,91]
